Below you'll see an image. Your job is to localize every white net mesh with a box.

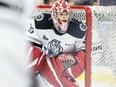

[90,6,116,87]
[35,5,116,87]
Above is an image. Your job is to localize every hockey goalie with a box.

[26,0,86,87]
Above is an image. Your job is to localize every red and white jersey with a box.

[26,13,87,57]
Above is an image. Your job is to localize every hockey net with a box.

[35,5,116,87]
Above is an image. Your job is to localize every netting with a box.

[35,5,116,87]
[90,6,116,87]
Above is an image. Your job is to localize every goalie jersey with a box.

[26,13,87,57]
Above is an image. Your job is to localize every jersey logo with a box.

[46,39,63,57]
[36,13,44,21]
[42,35,48,40]
[28,23,34,33]
[80,23,87,31]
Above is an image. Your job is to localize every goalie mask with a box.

[51,0,71,33]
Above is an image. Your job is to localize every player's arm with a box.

[75,37,86,52]
[25,18,43,46]
[25,18,45,73]
[75,20,87,52]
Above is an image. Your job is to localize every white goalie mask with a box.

[51,0,71,33]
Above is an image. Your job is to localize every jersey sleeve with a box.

[75,37,86,52]
[25,18,43,48]
[75,21,87,52]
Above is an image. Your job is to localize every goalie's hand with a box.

[59,54,78,69]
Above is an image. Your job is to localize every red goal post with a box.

[35,5,116,87]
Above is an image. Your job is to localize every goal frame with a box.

[36,5,92,87]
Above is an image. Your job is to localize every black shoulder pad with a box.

[34,13,53,29]
[67,20,87,38]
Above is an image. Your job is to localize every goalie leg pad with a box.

[27,46,46,73]
[40,58,79,87]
